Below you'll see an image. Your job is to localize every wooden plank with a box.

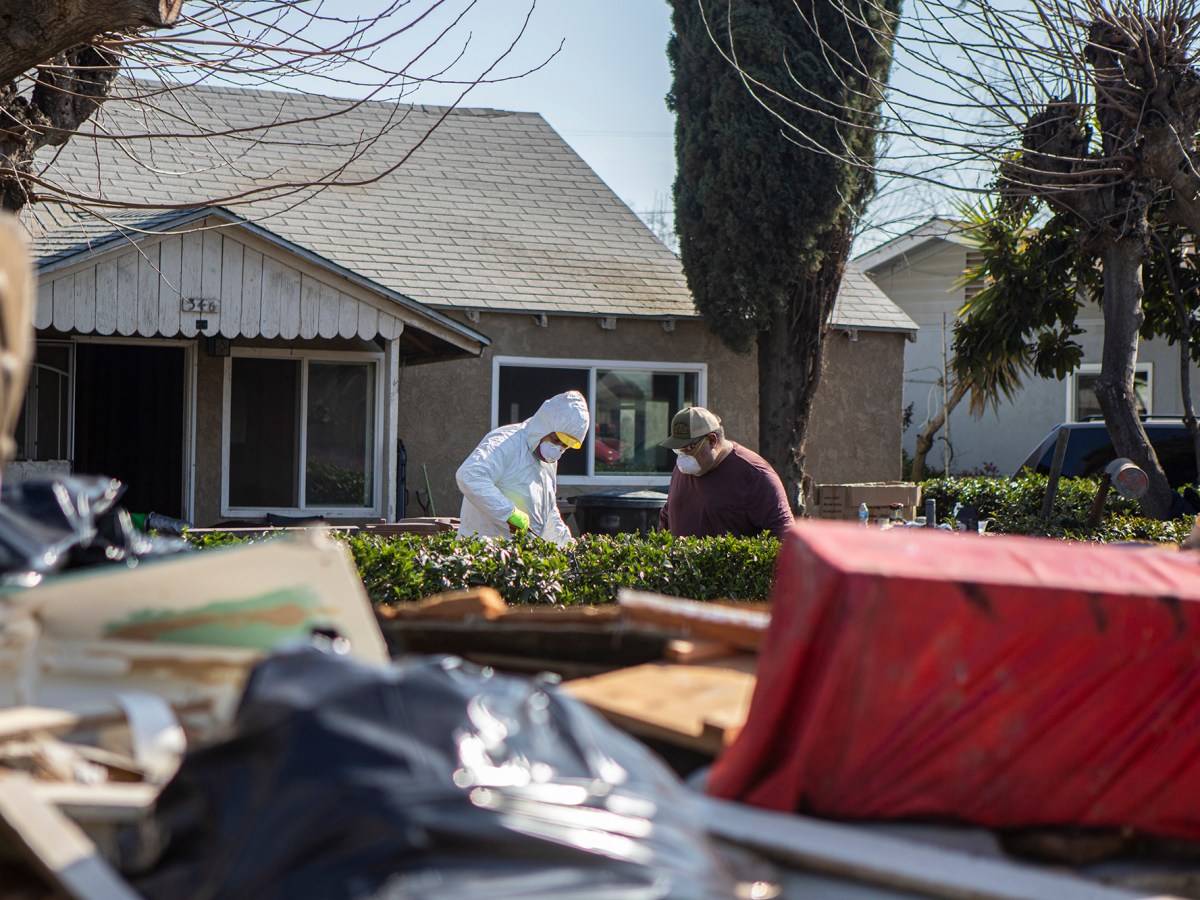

[115,252,137,336]
[317,278,340,338]
[0,774,140,900]
[377,312,402,340]
[697,796,1175,900]
[219,237,244,338]
[199,229,222,309]
[94,259,118,335]
[358,302,379,340]
[52,272,75,333]
[259,256,283,339]
[136,241,160,337]
[179,231,203,337]
[35,279,52,329]
[338,291,358,339]
[73,266,96,334]
[379,587,507,622]
[617,589,769,650]
[379,619,668,670]
[278,263,301,339]
[157,234,182,338]
[240,247,263,338]
[0,706,81,740]
[495,605,623,625]
[664,638,741,664]
[564,657,757,755]
[299,274,320,339]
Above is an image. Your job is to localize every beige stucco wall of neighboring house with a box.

[396,312,758,521]
[806,329,906,488]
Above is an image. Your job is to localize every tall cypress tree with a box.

[669,0,900,506]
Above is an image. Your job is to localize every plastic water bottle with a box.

[858,502,869,527]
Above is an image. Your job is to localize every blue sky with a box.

[392,0,677,227]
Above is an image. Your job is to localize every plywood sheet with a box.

[565,655,757,755]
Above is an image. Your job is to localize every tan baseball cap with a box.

[659,407,721,449]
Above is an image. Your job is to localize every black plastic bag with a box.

[130,647,740,899]
[0,474,188,581]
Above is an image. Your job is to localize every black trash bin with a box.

[573,489,668,536]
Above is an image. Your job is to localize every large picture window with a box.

[225,352,379,513]
[1070,363,1151,421]
[495,357,705,484]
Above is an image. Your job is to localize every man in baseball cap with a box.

[658,406,793,539]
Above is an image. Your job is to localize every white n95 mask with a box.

[675,454,702,476]
[539,441,563,463]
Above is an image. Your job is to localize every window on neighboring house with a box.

[15,341,73,462]
[225,352,379,513]
[495,358,705,483]
[1070,363,1151,421]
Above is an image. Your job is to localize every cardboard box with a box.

[814,482,921,522]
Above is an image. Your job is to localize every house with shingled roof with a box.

[857,218,1196,474]
[20,82,915,527]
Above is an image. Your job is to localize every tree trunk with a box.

[1180,339,1200,481]
[0,1,182,86]
[1096,235,1175,518]
[910,380,969,482]
[757,224,852,513]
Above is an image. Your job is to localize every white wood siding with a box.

[36,224,407,343]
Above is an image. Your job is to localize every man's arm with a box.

[754,469,795,540]
[456,436,519,527]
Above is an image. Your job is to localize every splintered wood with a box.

[616,589,769,651]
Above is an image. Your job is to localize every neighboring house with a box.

[20,82,915,526]
[806,263,918,486]
[856,218,1198,474]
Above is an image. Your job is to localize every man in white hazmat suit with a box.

[456,390,590,546]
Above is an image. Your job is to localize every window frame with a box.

[221,347,385,517]
[1068,362,1153,422]
[492,355,708,486]
[15,339,76,464]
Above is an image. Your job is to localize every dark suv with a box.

[1016,419,1198,488]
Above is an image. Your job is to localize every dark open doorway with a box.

[74,344,186,519]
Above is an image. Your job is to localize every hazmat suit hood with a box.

[455,390,591,546]
[521,390,590,452]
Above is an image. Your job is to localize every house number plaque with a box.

[183,297,220,313]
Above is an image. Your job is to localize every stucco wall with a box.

[396,312,758,519]
[806,329,907,486]
[187,311,909,526]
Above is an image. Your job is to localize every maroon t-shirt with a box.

[658,443,794,540]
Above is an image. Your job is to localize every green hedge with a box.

[920,474,1196,542]
[191,528,779,607]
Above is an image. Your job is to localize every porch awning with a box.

[28,208,488,360]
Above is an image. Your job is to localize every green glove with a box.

[507,509,530,532]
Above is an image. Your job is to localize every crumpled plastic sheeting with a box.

[129,647,740,900]
[0,475,188,582]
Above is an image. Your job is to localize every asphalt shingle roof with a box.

[26,83,696,318]
[25,82,915,332]
[832,263,918,333]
